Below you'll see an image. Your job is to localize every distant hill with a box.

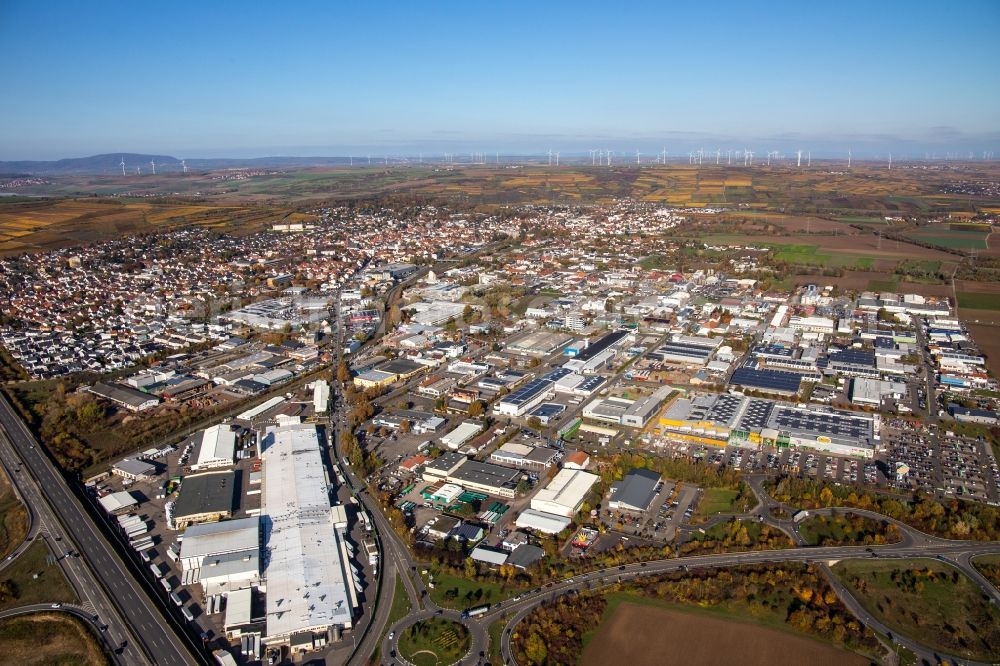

[0,153,356,175]
[0,153,182,176]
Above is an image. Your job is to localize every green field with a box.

[867,278,899,292]
[770,244,874,270]
[908,228,989,250]
[397,618,470,666]
[0,540,78,611]
[696,488,743,517]
[424,569,518,609]
[488,617,506,665]
[832,558,1000,661]
[958,292,1000,311]
[387,576,412,628]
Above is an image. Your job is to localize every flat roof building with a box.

[449,460,520,498]
[609,469,661,512]
[531,468,599,518]
[515,508,572,534]
[192,424,237,471]
[112,458,157,482]
[180,517,260,571]
[174,470,237,529]
[260,423,355,645]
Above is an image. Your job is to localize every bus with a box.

[181,606,195,622]
[170,591,183,607]
[461,604,490,619]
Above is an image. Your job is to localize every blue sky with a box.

[1,0,998,159]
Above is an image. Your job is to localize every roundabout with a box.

[395,617,472,666]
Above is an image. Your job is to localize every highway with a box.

[0,394,202,666]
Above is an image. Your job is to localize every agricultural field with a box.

[0,612,109,666]
[582,601,869,666]
[0,198,279,254]
[905,222,991,250]
[967,324,1000,375]
[957,292,1000,311]
[832,558,1000,662]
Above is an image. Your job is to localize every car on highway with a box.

[50,603,62,608]
[389,631,395,641]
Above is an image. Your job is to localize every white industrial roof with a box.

[261,423,353,640]
[98,490,138,513]
[193,425,236,470]
[225,587,253,628]
[530,468,599,517]
[181,517,259,563]
[515,508,572,534]
[237,396,285,421]
[441,421,481,448]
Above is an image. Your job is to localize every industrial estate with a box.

[2,4,1000,665]
[2,155,1000,666]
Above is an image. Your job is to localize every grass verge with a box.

[0,539,79,611]
[832,557,1000,662]
[0,611,109,665]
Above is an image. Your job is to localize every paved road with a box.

[0,395,202,666]
[0,427,144,664]
[495,537,1000,666]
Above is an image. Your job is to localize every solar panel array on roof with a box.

[705,393,743,425]
[737,398,774,430]
[753,344,794,358]
[530,403,566,418]
[503,378,553,406]
[577,376,605,392]
[543,368,572,382]
[826,348,876,367]
[574,330,628,362]
[731,367,803,394]
[653,341,715,362]
[770,406,869,440]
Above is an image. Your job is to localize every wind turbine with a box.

[796,150,803,167]
[136,166,141,175]
[150,159,156,175]
[661,147,667,165]
[807,152,811,167]
[636,150,641,165]
[716,149,721,165]
[555,151,560,166]
[181,159,188,173]
[888,153,892,170]
[120,156,126,176]
[747,149,754,167]
[847,150,851,169]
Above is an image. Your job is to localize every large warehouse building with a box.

[530,468,599,518]
[260,423,356,647]
[658,393,878,457]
